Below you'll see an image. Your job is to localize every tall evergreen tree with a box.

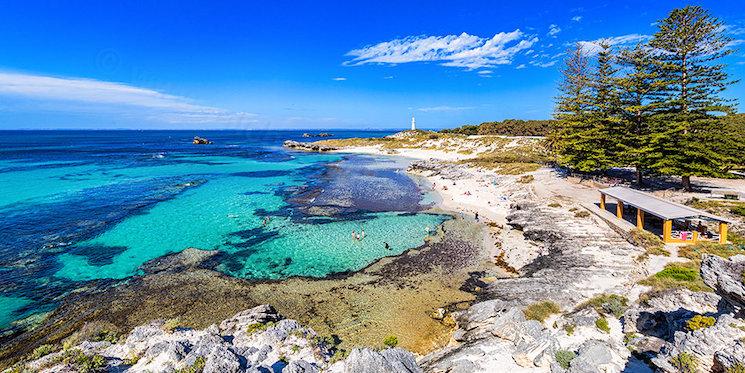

[590,42,623,166]
[615,44,663,185]
[554,44,612,172]
[648,5,738,190]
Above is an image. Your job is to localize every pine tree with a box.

[648,5,738,190]
[615,44,663,185]
[590,42,623,167]
[554,44,612,172]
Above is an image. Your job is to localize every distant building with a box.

[411,116,416,131]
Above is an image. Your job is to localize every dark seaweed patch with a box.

[66,245,129,266]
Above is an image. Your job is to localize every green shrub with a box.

[518,175,535,183]
[329,349,350,364]
[54,349,107,373]
[91,329,120,343]
[577,294,629,318]
[563,323,576,336]
[595,317,610,333]
[175,356,206,373]
[685,315,716,331]
[30,344,56,359]
[383,335,398,348]
[548,203,562,208]
[574,210,591,218]
[163,318,182,333]
[727,363,745,373]
[731,205,745,217]
[246,321,276,334]
[670,352,698,373]
[523,301,561,323]
[555,349,577,369]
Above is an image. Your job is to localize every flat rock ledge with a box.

[19,305,420,373]
[283,140,338,152]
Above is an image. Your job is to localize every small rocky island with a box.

[192,136,213,145]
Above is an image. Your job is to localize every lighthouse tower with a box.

[411,116,416,131]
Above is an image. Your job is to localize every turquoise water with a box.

[0,130,448,330]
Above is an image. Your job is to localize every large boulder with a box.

[340,348,421,373]
[701,254,745,309]
[652,314,745,372]
[568,340,628,373]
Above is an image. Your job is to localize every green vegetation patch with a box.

[246,321,276,334]
[53,349,107,373]
[629,229,669,260]
[523,301,561,322]
[30,344,57,360]
[382,335,398,348]
[638,261,713,292]
[595,317,611,333]
[685,315,716,331]
[670,352,698,373]
[576,294,629,318]
[175,356,205,373]
[441,119,558,136]
[555,349,577,369]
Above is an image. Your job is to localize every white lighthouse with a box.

[411,116,416,131]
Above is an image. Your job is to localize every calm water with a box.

[0,130,447,330]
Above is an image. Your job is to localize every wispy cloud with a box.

[516,64,527,69]
[0,71,256,124]
[332,77,347,81]
[416,105,475,112]
[548,24,561,37]
[571,16,583,22]
[530,60,557,68]
[345,31,538,70]
[577,34,650,55]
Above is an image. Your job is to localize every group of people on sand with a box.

[261,216,271,226]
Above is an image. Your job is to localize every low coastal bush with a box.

[577,294,628,318]
[175,356,205,373]
[30,344,56,360]
[563,323,576,336]
[382,335,398,348]
[727,363,745,373]
[246,321,276,334]
[517,175,534,183]
[329,349,350,364]
[670,352,698,373]
[574,210,590,218]
[555,349,577,369]
[548,202,562,208]
[523,301,561,323]
[679,242,745,261]
[53,349,107,373]
[595,317,610,333]
[62,321,121,349]
[638,262,712,292]
[685,315,716,331]
[163,318,183,333]
[629,229,669,260]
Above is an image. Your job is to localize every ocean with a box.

[0,130,448,332]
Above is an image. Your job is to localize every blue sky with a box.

[1,1,744,130]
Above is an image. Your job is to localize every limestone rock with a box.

[701,254,745,309]
[283,140,337,152]
[341,348,421,373]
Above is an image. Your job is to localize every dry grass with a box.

[679,241,745,261]
[630,228,670,261]
[523,301,561,322]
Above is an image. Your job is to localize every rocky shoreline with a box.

[4,138,745,372]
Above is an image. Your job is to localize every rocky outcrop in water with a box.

[283,140,337,152]
[192,136,212,145]
[17,305,420,373]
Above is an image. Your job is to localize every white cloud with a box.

[531,60,557,68]
[345,31,538,70]
[416,105,475,112]
[577,34,650,55]
[0,71,256,124]
[516,64,527,69]
[571,16,583,22]
[383,75,395,79]
[332,77,347,81]
[548,24,561,37]
[477,70,493,74]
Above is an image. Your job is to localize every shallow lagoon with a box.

[0,130,448,330]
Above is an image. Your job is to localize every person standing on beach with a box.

[384,242,390,250]
[352,230,357,240]
[360,228,366,240]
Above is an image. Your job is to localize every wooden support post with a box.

[692,231,699,243]
[636,208,644,230]
[663,220,672,243]
[616,200,624,219]
[720,222,729,244]
[600,194,606,211]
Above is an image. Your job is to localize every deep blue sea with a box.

[0,130,447,331]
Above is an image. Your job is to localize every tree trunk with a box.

[682,175,692,191]
[635,168,644,186]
